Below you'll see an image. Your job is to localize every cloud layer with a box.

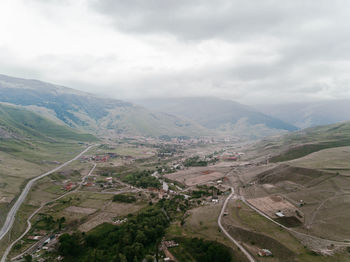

[0,0,350,104]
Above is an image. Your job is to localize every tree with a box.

[59,233,83,256]
[24,255,32,262]
[135,230,147,244]
[58,217,66,230]
[145,255,154,262]
[119,254,127,262]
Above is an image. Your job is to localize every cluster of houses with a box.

[161,239,179,262]
[220,152,245,161]
[113,218,128,225]
[22,234,58,262]
[163,240,179,248]
[80,153,118,163]
[64,182,76,191]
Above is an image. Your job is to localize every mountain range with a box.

[256,100,350,129]
[135,97,298,138]
[0,74,208,138]
[0,74,298,139]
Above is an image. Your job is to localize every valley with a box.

[0,75,350,262]
[1,129,350,261]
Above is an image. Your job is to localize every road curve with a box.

[218,187,256,262]
[0,145,93,242]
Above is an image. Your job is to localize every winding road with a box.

[218,187,256,262]
[1,163,97,262]
[0,145,93,242]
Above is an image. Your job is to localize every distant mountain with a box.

[135,97,298,138]
[255,100,350,129]
[0,74,208,137]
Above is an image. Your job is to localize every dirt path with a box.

[307,193,350,229]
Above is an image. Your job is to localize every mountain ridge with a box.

[0,74,209,137]
[135,97,298,134]
[255,100,350,129]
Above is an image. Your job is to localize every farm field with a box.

[165,165,230,186]
[166,201,250,262]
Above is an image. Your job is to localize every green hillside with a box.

[264,121,350,162]
[0,104,97,142]
[0,74,208,137]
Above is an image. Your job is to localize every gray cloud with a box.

[90,0,341,40]
[0,0,350,104]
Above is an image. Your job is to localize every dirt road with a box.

[218,187,256,262]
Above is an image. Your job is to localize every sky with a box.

[0,0,350,104]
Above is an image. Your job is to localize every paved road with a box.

[2,162,97,262]
[0,145,93,242]
[218,187,256,262]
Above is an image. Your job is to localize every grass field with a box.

[0,142,87,228]
[166,201,251,262]
[249,121,350,163]
[289,146,350,174]
[0,160,93,257]
[243,163,350,242]
[224,199,350,262]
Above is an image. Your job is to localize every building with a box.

[275,211,285,218]
[258,249,273,257]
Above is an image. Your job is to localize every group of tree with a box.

[157,195,189,219]
[191,185,222,199]
[35,214,66,231]
[58,206,169,262]
[184,156,208,167]
[112,194,136,203]
[174,237,233,262]
[122,170,161,189]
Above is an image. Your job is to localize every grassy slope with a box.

[0,74,209,137]
[0,104,97,142]
[255,121,350,162]
[0,105,96,233]
[99,106,210,137]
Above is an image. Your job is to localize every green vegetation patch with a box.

[172,237,233,262]
[271,139,350,162]
[58,206,169,262]
[122,170,161,189]
[0,103,97,142]
[112,194,136,203]
[184,156,208,167]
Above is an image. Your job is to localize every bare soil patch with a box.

[64,206,97,215]
[78,202,144,232]
[165,166,228,186]
[247,195,300,219]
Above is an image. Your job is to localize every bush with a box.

[122,170,161,189]
[113,194,136,203]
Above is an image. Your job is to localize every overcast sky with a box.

[0,0,350,104]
